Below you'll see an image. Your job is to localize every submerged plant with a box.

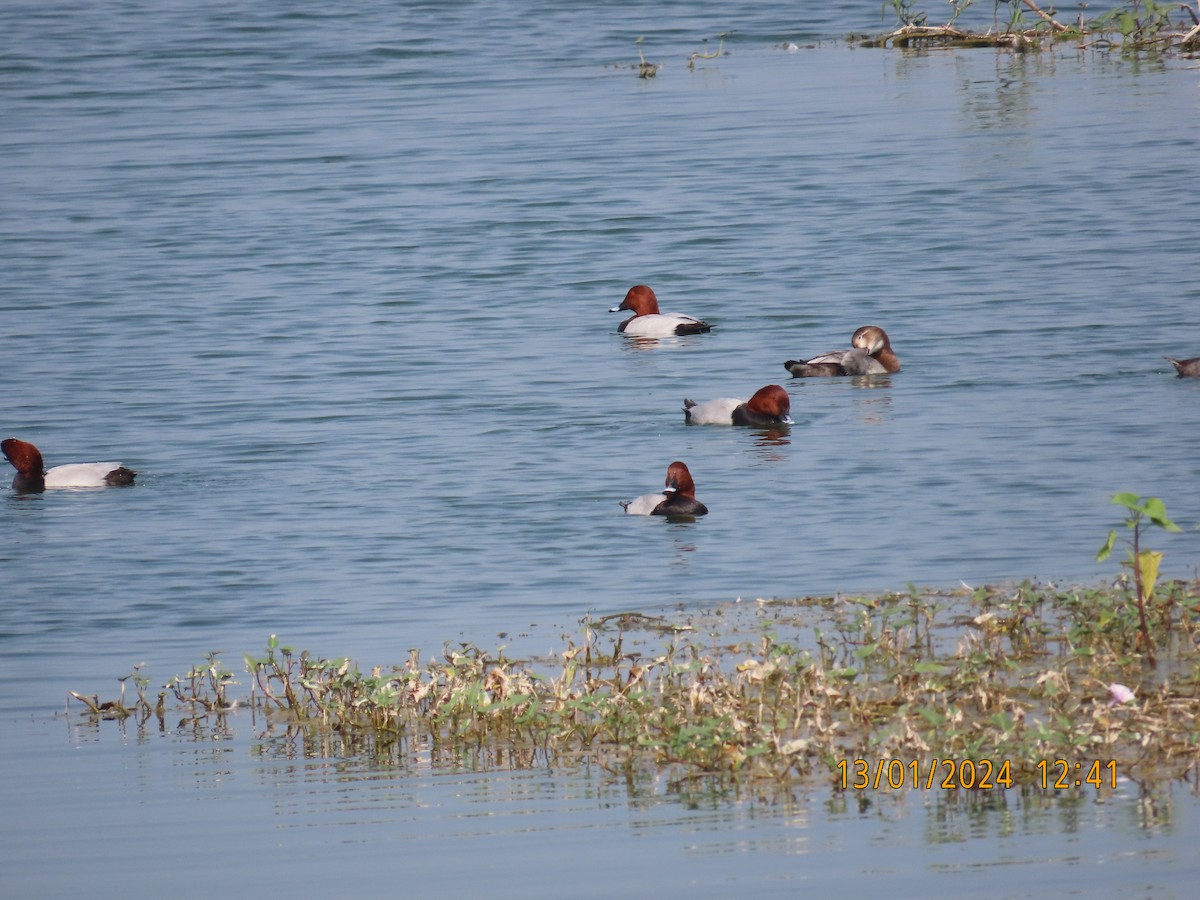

[1096,493,1182,665]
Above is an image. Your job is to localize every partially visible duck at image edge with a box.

[683,384,793,427]
[784,325,900,377]
[1164,355,1200,377]
[2,437,137,493]
[610,284,712,337]
[621,460,708,517]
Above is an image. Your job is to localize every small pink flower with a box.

[1108,683,1136,706]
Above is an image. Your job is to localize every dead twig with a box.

[1021,0,1070,32]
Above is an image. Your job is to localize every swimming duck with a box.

[784,326,900,377]
[683,384,793,426]
[2,437,137,493]
[621,460,708,517]
[1164,355,1200,377]
[610,285,712,337]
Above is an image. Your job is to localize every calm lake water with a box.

[3,1,1199,895]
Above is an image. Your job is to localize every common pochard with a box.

[610,285,712,337]
[621,460,708,517]
[1164,355,1200,377]
[683,384,793,426]
[2,438,137,493]
[784,326,900,377]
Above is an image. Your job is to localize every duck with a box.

[683,384,793,426]
[2,437,137,493]
[1164,355,1200,377]
[621,460,708,517]
[610,285,712,337]
[784,325,900,377]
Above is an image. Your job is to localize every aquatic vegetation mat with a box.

[72,578,1200,795]
[858,0,1200,53]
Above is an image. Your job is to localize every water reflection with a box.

[747,425,792,461]
[850,381,894,424]
[666,529,700,571]
[750,425,791,444]
[957,52,1039,133]
[250,719,557,775]
[617,334,710,352]
[40,707,1200,896]
[68,706,1200,823]
[848,375,894,390]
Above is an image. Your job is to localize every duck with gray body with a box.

[784,325,899,377]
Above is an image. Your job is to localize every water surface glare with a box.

[2,1,1198,895]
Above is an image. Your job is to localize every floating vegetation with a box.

[71,496,1198,798]
[71,576,1200,795]
[607,2,1199,80]
[635,36,661,78]
[688,33,732,70]
[606,33,734,78]
[861,0,1200,54]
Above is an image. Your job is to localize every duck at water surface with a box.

[784,326,900,377]
[1164,355,1200,377]
[2,437,137,493]
[683,384,793,427]
[621,460,708,517]
[610,285,712,337]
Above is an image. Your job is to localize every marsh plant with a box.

[69,490,1196,794]
[620,3,1199,75]
[867,0,1200,51]
[886,0,975,27]
[634,36,660,78]
[1093,0,1189,42]
[72,575,1200,795]
[1097,493,1183,665]
[69,661,162,724]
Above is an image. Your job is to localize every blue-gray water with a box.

[3,1,1199,895]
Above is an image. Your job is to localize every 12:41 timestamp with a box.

[834,758,1118,790]
[1037,759,1118,790]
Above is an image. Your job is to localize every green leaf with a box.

[854,643,878,659]
[1096,529,1117,562]
[916,707,946,726]
[1142,497,1181,532]
[1111,492,1142,511]
[913,661,949,674]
